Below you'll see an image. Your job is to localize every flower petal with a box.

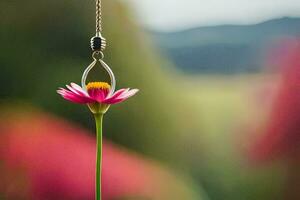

[66,85,87,98]
[70,83,90,97]
[57,90,88,104]
[102,89,139,104]
[117,89,139,100]
[57,87,95,104]
[104,88,129,101]
[88,88,108,103]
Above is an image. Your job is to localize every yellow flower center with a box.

[86,82,110,91]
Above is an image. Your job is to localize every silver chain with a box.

[91,0,106,52]
[96,0,102,34]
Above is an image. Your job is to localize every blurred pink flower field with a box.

[0,108,197,200]
[249,39,300,199]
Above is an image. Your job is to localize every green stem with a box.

[94,113,103,200]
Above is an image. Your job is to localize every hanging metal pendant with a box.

[81,52,116,97]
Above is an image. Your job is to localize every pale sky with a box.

[124,0,300,31]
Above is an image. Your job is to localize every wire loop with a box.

[92,51,104,60]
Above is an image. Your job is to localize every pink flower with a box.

[57,82,138,113]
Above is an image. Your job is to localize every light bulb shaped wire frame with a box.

[81,52,116,96]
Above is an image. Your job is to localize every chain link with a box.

[96,0,102,34]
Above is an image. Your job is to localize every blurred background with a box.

[1,0,300,199]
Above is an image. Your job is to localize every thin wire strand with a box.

[96,0,102,34]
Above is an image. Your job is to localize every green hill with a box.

[152,17,300,73]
